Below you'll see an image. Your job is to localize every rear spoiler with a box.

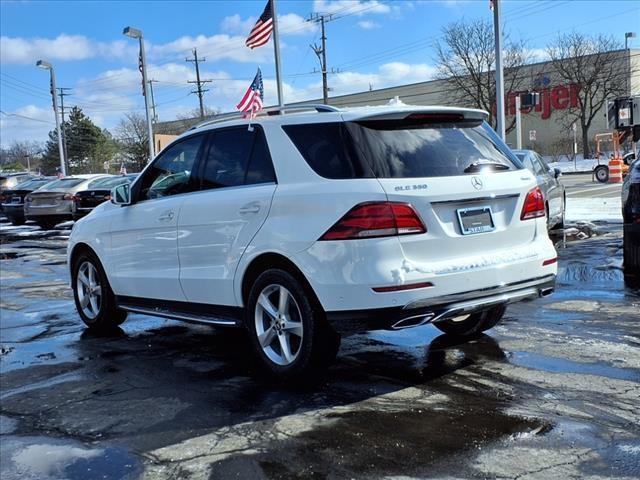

[351,108,488,123]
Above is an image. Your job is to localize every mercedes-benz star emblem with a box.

[471,177,483,190]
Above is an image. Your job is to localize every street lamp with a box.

[123,26,155,161]
[625,32,636,50]
[36,60,66,177]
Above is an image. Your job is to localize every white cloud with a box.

[312,0,391,16]
[357,20,381,29]
[0,105,55,148]
[148,34,272,64]
[220,13,317,37]
[0,34,135,65]
[220,14,256,35]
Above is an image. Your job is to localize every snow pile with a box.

[565,197,622,222]
[548,159,603,174]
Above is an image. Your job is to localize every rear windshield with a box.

[14,178,54,190]
[39,177,84,191]
[283,119,521,179]
[87,176,131,189]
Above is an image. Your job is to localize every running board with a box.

[116,296,242,327]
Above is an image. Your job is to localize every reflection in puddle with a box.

[0,436,140,480]
[509,351,640,382]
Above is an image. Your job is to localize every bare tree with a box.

[0,140,43,171]
[435,19,531,133]
[546,32,626,158]
[116,113,149,172]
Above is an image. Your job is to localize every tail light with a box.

[0,195,5,203]
[63,193,77,201]
[520,187,545,220]
[25,195,32,203]
[320,202,426,240]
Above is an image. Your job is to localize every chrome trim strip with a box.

[430,194,520,205]
[119,304,237,326]
[403,274,555,310]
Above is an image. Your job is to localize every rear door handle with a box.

[158,210,175,221]
[239,203,261,214]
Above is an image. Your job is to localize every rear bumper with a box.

[326,274,555,334]
[1,204,25,218]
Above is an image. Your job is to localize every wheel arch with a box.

[69,242,99,279]
[240,252,323,312]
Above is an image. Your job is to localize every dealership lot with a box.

[0,212,638,479]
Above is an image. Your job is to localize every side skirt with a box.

[115,295,244,328]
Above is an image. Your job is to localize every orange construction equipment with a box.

[608,157,624,183]
[593,132,630,183]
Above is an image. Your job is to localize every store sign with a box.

[507,82,581,120]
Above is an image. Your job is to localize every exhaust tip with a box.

[539,287,554,297]
[391,314,434,330]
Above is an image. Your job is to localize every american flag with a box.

[236,68,264,119]
[245,1,273,49]
[138,45,145,96]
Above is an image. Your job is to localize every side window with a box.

[531,154,547,176]
[283,123,370,179]
[200,127,275,190]
[245,130,276,185]
[138,135,202,201]
[201,129,253,190]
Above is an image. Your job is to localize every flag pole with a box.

[270,0,285,110]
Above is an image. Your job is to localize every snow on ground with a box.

[565,196,622,222]
[548,159,604,174]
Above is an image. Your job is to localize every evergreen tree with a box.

[40,107,118,175]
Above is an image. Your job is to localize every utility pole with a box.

[186,49,212,119]
[148,79,158,123]
[58,87,71,166]
[492,0,506,140]
[36,60,66,177]
[308,13,331,104]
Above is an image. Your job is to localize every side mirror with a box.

[111,183,131,206]
[553,167,562,179]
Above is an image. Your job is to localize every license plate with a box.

[457,206,495,235]
[11,197,21,204]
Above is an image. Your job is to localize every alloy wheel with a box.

[76,261,102,320]
[254,284,304,366]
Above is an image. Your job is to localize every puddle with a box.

[509,351,640,382]
[208,404,547,479]
[0,436,140,480]
[0,415,18,434]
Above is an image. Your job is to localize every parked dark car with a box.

[72,174,138,220]
[622,156,640,287]
[0,172,38,213]
[0,177,56,225]
[513,149,566,230]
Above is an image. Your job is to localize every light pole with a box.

[625,32,636,50]
[36,60,66,177]
[492,0,505,140]
[123,26,155,161]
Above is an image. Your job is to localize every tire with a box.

[9,216,25,226]
[72,250,127,330]
[623,230,640,288]
[245,268,340,381]
[36,220,58,230]
[594,165,609,183]
[434,305,506,337]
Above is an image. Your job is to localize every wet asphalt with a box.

[0,220,638,480]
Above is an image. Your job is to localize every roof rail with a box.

[188,104,341,130]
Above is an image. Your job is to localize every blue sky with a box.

[1,0,639,147]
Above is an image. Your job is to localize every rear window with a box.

[40,178,84,191]
[14,178,52,190]
[87,176,130,189]
[283,119,520,179]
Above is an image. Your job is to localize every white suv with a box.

[68,104,557,379]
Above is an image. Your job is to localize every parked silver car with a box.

[24,174,110,229]
[513,150,566,230]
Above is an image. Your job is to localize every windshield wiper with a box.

[463,161,510,173]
